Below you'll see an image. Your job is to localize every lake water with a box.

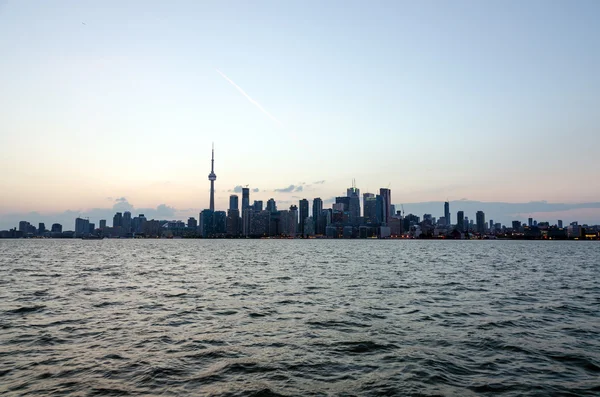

[0,240,598,396]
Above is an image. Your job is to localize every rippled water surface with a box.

[1,240,599,396]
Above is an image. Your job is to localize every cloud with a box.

[115,197,127,202]
[231,185,243,193]
[274,185,296,193]
[252,188,259,193]
[313,180,326,184]
[294,186,303,192]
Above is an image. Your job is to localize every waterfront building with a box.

[253,200,263,212]
[214,211,227,235]
[242,188,250,210]
[313,197,323,234]
[299,199,309,237]
[229,195,239,211]
[444,201,451,226]
[99,219,107,229]
[289,205,298,236]
[266,198,277,213]
[226,209,240,237]
[528,217,533,227]
[51,223,62,233]
[123,211,132,234]
[558,220,563,228]
[347,183,360,226]
[457,211,464,231]
[38,223,46,235]
[75,217,89,237]
[476,211,486,235]
[187,217,198,229]
[113,212,122,228]
[199,209,214,237]
[379,188,391,226]
[19,221,29,234]
[363,193,377,225]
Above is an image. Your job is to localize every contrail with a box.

[216,69,284,127]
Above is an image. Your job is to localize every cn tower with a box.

[208,143,216,211]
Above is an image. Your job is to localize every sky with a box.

[1,0,599,228]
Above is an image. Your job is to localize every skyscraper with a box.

[242,188,250,210]
[123,211,132,234]
[113,212,122,228]
[444,202,450,226]
[476,211,486,235]
[229,195,239,211]
[379,188,391,226]
[208,144,217,212]
[363,193,377,224]
[313,197,323,234]
[99,219,107,229]
[299,199,309,237]
[75,217,89,237]
[457,211,464,231]
[253,200,263,212]
[266,198,277,213]
[347,182,360,226]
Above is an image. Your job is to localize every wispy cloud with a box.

[274,185,304,193]
[216,69,283,127]
[314,180,326,184]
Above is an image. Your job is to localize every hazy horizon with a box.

[1,1,599,220]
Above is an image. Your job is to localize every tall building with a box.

[299,199,309,237]
[214,211,227,234]
[199,209,214,237]
[19,221,29,234]
[253,200,263,212]
[363,193,377,224]
[229,195,239,211]
[379,188,391,226]
[123,211,132,234]
[444,202,450,226]
[558,220,563,228]
[242,188,250,210]
[51,223,62,233]
[347,182,360,226]
[313,197,323,234]
[208,144,217,212]
[38,223,46,235]
[266,198,277,213]
[289,205,298,236]
[226,209,240,237]
[113,212,123,228]
[99,219,107,229]
[75,217,89,237]
[528,217,533,227]
[456,211,464,231]
[476,211,486,235]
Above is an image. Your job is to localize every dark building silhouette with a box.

[299,199,309,237]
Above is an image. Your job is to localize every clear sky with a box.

[1,0,599,224]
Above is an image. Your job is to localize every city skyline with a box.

[1,1,600,219]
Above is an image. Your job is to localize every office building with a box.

[457,211,464,231]
[99,219,106,229]
[363,193,377,224]
[113,212,122,228]
[75,217,89,237]
[347,182,360,226]
[227,209,240,237]
[51,223,62,233]
[123,211,132,234]
[558,220,563,228]
[313,197,323,234]
[253,200,263,212]
[199,209,214,237]
[379,188,391,225]
[444,202,450,226]
[38,223,46,235]
[476,211,486,235]
[242,188,250,210]
[267,198,277,213]
[229,195,239,211]
[299,199,309,237]
[187,217,197,229]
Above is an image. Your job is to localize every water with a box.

[0,240,598,396]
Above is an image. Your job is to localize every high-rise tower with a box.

[208,144,217,211]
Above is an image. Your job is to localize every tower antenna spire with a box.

[208,143,217,211]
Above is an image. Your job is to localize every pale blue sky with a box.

[1,0,599,223]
